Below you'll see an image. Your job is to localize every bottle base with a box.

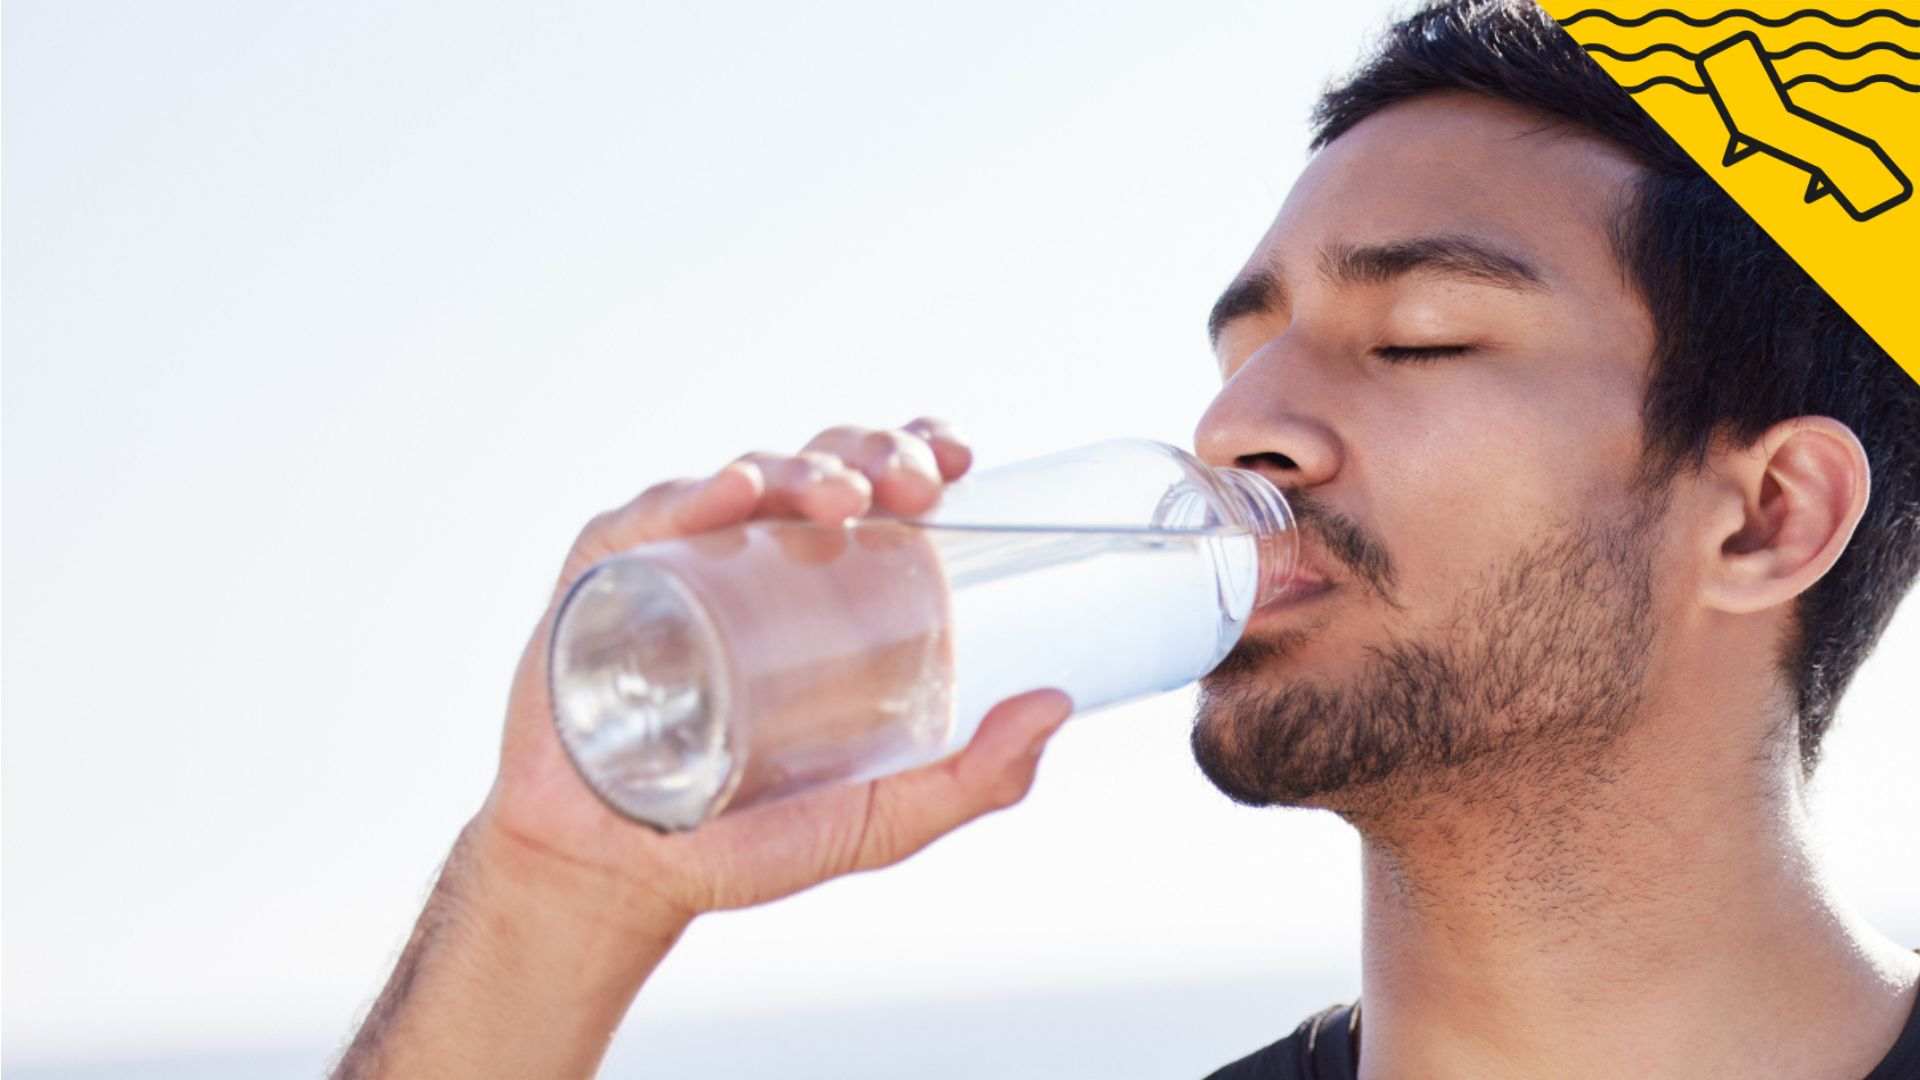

[548,556,740,831]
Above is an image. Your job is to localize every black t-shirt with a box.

[1204,980,1920,1079]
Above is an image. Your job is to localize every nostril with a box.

[1236,451,1299,472]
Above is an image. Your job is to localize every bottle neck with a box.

[1216,467,1298,608]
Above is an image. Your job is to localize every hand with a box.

[478,417,1075,928]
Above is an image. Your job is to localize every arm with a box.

[331,418,1073,1078]
[329,816,691,1079]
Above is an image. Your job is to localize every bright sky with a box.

[6,1,1917,1072]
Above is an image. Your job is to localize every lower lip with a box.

[1247,581,1334,626]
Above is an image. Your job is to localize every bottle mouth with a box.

[1215,467,1298,609]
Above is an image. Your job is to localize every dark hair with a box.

[1310,0,1920,774]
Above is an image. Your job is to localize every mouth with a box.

[1248,576,1335,626]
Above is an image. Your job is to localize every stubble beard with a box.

[1189,501,1664,820]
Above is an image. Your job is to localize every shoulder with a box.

[1201,1003,1358,1080]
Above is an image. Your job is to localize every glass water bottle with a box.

[548,437,1297,831]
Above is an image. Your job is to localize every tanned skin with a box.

[1192,92,1915,1079]
[331,417,1075,1077]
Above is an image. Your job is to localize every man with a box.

[332,1,1920,1076]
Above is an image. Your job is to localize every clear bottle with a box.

[548,437,1297,831]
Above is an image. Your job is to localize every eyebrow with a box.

[1206,235,1547,348]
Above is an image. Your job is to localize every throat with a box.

[1345,735,1917,1080]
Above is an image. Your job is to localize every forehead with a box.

[1251,91,1643,287]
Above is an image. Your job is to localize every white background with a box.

[6,2,1916,1075]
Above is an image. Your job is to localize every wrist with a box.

[363,814,691,1078]
[460,807,697,947]
[333,811,695,1080]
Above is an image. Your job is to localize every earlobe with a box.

[1700,417,1870,616]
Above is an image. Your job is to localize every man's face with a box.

[1190,91,1672,814]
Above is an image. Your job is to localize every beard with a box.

[1190,498,1664,815]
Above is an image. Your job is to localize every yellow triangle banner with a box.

[1537,1,1920,385]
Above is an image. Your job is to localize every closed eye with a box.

[1374,344,1473,363]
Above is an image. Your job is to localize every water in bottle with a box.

[549,438,1296,831]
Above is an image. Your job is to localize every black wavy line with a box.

[1586,41,1920,62]
[1584,42,1703,59]
[1562,7,1920,29]
[1621,75,1710,92]
[1752,40,1920,61]
[1781,72,1920,90]
[1619,72,1920,93]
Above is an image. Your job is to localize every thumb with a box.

[961,687,1076,786]
[849,688,1074,871]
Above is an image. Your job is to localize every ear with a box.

[1697,416,1870,616]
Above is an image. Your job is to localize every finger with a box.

[801,425,944,516]
[732,450,873,524]
[675,461,763,534]
[848,688,1074,872]
[902,416,973,482]
[550,466,761,601]
[602,464,762,547]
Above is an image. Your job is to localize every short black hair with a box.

[1310,0,1920,774]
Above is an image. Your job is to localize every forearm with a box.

[331,814,693,1079]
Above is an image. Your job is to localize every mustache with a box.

[1283,488,1400,608]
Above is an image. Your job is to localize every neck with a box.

[1347,707,1916,1080]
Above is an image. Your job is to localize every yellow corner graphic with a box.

[1539,1,1920,383]
[1699,31,1911,219]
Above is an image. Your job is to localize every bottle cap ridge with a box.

[1215,466,1299,609]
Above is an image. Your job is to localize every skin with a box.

[333,92,1917,1078]
[330,417,1075,1078]
[1193,91,1916,1079]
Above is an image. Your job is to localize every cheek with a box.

[1344,370,1646,608]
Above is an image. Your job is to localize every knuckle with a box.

[861,429,918,460]
[794,449,849,477]
[575,509,617,543]
[575,474,706,552]
[629,478,696,519]
[907,416,965,444]
[804,424,865,450]
[635,478,683,504]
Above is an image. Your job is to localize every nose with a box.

[1192,342,1342,489]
